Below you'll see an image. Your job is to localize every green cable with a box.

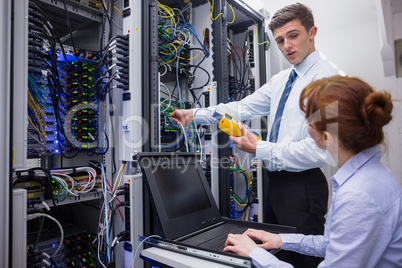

[158,45,170,55]
[230,168,250,204]
[163,111,181,129]
[233,192,247,205]
[51,176,67,202]
[28,75,50,109]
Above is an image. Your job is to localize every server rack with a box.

[0,1,12,267]
[143,0,269,231]
[10,0,129,267]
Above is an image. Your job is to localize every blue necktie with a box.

[269,69,297,143]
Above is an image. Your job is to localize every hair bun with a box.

[362,92,393,127]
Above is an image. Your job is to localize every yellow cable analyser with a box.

[217,112,262,140]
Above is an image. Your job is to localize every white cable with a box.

[52,174,76,196]
[27,213,64,257]
[112,163,124,191]
[41,260,51,266]
[195,125,203,155]
[27,132,52,153]
[107,63,117,71]
[20,167,98,198]
[112,19,123,30]
[97,206,107,268]
[106,40,117,50]
[159,64,168,76]
[108,44,118,51]
[75,168,96,193]
[41,201,50,211]
[160,82,172,113]
[111,236,119,249]
[133,235,162,268]
[54,167,97,194]
[101,163,111,262]
[109,194,117,204]
[177,121,189,152]
[171,8,185,24]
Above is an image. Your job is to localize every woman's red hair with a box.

[299,75,393,154]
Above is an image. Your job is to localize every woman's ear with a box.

[322,131,335,147]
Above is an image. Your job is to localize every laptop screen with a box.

[153,163,211,219]
[139,153,222,240]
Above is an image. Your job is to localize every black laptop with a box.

[139,152,296,267]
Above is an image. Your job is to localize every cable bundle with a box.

[14,166,100,203]
[27,1,114,158]
[94,35,129,99]
[157,2,210,152]
[227,36,254,101]
[95,162,127,267]
[230,166,255,221]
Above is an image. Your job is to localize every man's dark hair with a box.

[268,3,314,33]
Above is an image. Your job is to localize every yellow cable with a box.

[108,162,126,218]
[211,0,223,21]
[227,2,235,24]
[174,29,188,39]
[27,116,44,142]
[28,91,46,143]
[187,52,201,61]
[244,205,250,221]
[233,197,247,207]
[111,4,122,16]
[113,163,126,191]
[202,0,211,45]
[211,0,234,24]
[163,44,180,64]
[88,0,123,16]
[27,114,46,151]
[160,51,201,61]
[158,2,176,24]
[252,19,270,45]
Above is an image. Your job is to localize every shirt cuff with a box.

[255,140,272,160]
[192,108,219,125]
[249,247,281,268]
[279,233,304,251]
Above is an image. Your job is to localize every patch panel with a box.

[27,25,102,156]
[27,229,98,268]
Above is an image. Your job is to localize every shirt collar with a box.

[331,146,382,188]
[294,50,321,79]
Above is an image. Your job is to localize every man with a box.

[170,3,339,267]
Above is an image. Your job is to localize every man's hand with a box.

[243,229,283,250]
[229,123,258,154]
[223,233,258,257]
[169,109,193,126]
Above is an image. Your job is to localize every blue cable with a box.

[181,22,210,57]
[101,163,111,262]
[176,50,183,102]
[160,134,184,149]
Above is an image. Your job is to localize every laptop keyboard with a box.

[211,229,262,252]
[212,240,228,252]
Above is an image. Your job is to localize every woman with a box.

[223,76,402,267]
